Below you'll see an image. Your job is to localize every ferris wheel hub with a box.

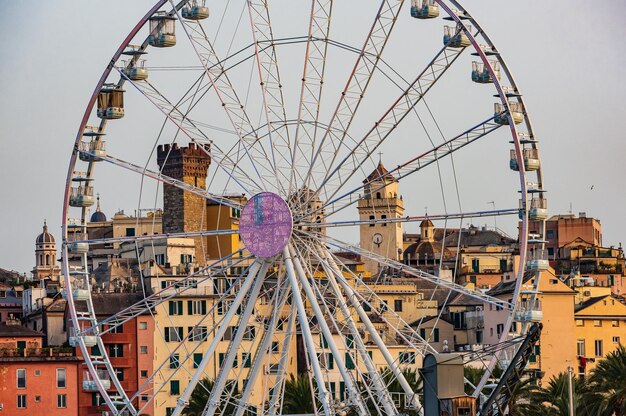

[239,192,293,258]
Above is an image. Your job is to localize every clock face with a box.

[373,233,383,246]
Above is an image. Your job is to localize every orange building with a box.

[68,293,155,416]
[0,321,80,414]
[527,212,602,260]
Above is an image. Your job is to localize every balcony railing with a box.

[0,347,74,358]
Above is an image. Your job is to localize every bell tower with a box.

[33,220,61,290]
[357,160,404,275]
[156,142,211,262]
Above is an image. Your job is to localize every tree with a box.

[282,373,315,414]
[182,378,240,416]
[588,344,626,416]
[535,372,600,416]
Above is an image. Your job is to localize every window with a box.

[346,334,354,349]
[369,215,375,227]
[92,393,106,406]
[594,320,602,327]
[140,346,148,354]
[576,320,584,327]
[242,352,251,368]
[362,301,371,312]
[108,320,123,333]
[34,396,41,403]
[381,214,387,226]
[188,300,207,315]
[613,336,621,344]
[141,370,148,378]
[345,352,355,369]
[166,408,175,416]
[57,394,67,408]
[496,324,504,337]
[271,341,280,353]
[139,321,148,330]
[243,326,256,340]
[125,227,135,237]
[170,354,180,369]
[399,351,416,364]
[219,353,226,367]
[380,300,388,313]
[109,344,124,358]
[141,395,148,401]
[114,368,124,382]
[546,230,554,240]
[394,299,403,312]
[612,320,619,327]
[57,368,66,388]
[433,328,440,343]
[164,327,183,342]
[188,326,208,342]
[17,394,26,408]
[193,353,203,369]
[180,254,193,264]
[155,254,166,265]
[169,300,184,316]
[17,369,26,388]
[595,340,603,357]
[170,380,180,395]
[577,339,585,356]
[34,370,40,376]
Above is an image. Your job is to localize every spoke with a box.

[283,245,333,415]
[247,0,294,194]
[311,116,503,219]
[81,151,242,210]
[67,228,237,247]
[310,35,471,209]
[173,5,280,192]
[115,67,263,195]
[291,0,333,192]
[303,0,407,195]
[316,233,513,310]
[86,251,250,336]
[203,263,269,416]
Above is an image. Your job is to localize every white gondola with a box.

[410,0,439,19]
[182,0,210,20]
[526,249,549,271]
[514,291,543,322]
[68,231,89,254]
[519,197,548,220]
[471,60,500,83]
[510,148,540,171]
[78,140,106,162]
[83,370,111,391]
[444,25,471,48]
[69,335,98,347]
[494,102,523,125]
[69,185,95,207]
[122,59,148,81]
[62,288,90,301]
[149,13,176,47]
[97,84,125,120]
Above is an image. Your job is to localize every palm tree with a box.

[535,372,600,416]
[588,344,626,416]
[282,373,315,414]
[506,377,545,416]
[182,378,240,416]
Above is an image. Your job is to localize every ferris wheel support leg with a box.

[315,247,399,416]
[203,262,269,416]
[283,246,334,416]
[172,260,264,416]
[290,246,370,415]
[329,256,423,413]
[234,281,293,416]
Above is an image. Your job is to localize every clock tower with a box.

[357,160,404,275]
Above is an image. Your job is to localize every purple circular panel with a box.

[239,192,293,258]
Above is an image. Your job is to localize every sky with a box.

[0,1,625,275]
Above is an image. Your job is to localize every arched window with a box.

[39,254,43,266]
[376,192,381,199]
[45,254,50,265]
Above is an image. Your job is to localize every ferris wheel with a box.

[61,0,547,415]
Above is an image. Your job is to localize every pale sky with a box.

[1,1,625,274]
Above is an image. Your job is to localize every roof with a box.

[0,322,44,338]
[574,295,607,313]
[364,160,395,184]
[486,272,533,297]
[420,219,434,228]
[90,195,108,222]
[74,293,146,315]
[409,315,453,327]
[36,221,55,244]
[443,226,516,247]
[449,291,484,306]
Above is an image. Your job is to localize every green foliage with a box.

[588,344,626,416]
[282,373,315,414]
[182,378,240,416]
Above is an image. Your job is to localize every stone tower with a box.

[32,220,62,290]
[156,142,211,262]
[357,161,404,275]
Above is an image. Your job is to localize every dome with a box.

[90,195,107,222]
[36,221,55,244]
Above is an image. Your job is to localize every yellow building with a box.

[574,293,626,376]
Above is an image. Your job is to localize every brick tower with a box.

[156,142,211,263]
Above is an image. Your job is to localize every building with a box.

[0,320,80,414]
[32,221,62,293]
[527,212,602,260]
[358,161,404,275]
[0,283,23,323]
[573,292,626,377]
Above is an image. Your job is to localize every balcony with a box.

[0,346,74,358]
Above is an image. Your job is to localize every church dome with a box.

[36,221,55,244]
[90,195,107,222]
